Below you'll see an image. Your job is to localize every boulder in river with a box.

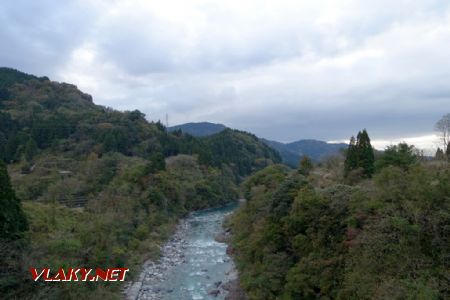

[214,232,227,243]
[208,289,220,297]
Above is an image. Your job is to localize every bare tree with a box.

[435,113,450,152]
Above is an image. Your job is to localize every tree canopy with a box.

[344,129,375,179]
[0,161,28,240]
[375,142,418,170]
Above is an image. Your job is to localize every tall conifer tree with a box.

[356,129,375,177]
[0,160,28,239]
[344,129,375,178]
[435,148,444,160]
[344,136,357,177]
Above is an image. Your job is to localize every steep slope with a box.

[262,139,303,167]
[229,160,449,299]
[0,68,277,174]
[0,67,279,299]
[201,129,282,178]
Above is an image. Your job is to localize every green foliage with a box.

[168,122,226,136]
[298,155,313,176]
[24,138,37,162]
[241,164,289,200]
[0,68,276,298]
[145,152,166,174]
[356,129,375,177]
[339,164,449,299]
[270,172,309,220]
[344,136,358,177]
[0,161,28,240]
[0,67,44,94]
[0,68,278,182]
[435,147,445,160]
[201,129,281,177]
[344,129,375,179]
[375,142,418,171]
[230,161,450,299]
[31,115,75,149]
[2,151,239,298]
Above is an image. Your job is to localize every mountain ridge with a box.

[168,122,226,136]
[170,122,347,167]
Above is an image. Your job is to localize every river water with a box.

[136,203,238,300]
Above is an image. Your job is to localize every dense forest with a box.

[228,127,450,299]
[0,67,280,299]
[1,67,449,299]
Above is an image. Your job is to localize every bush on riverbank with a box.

[229,161,450,299]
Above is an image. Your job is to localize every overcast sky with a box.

[1,0,449,151]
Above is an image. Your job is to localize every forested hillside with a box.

[168,122,347,168]
[229,131,449,299]
[263,139,347,167]
[168,122,226,136]
[0,67,280,299]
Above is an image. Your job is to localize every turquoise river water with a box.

[159,204,237,300]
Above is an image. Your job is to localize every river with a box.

[133,203,238,300]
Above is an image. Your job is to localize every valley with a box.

[1,68,449,300]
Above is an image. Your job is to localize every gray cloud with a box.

[1,0,449,149]
[0,0,99,75]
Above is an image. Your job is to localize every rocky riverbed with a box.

[125,204,241,300]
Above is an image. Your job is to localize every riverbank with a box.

[124,219,189,300]
[220,213,247,300]
[125,204,239,300]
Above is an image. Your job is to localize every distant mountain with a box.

[262,139,301,167]
[168,122,226,136]
[167,122,346,168]
[263,138,347,167]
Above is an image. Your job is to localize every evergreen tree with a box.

[0,131,6,161]
[344,136,357,177]
[4,136,18,163]
[24,138,37,162]
[298,155,313,176]
[344,130,375,178]
[103,132,118,153]
[356,129,375,177]
[376,143,417,170]
[435,147,445,160]
[0,161,28,239]
[145,152,166,174]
